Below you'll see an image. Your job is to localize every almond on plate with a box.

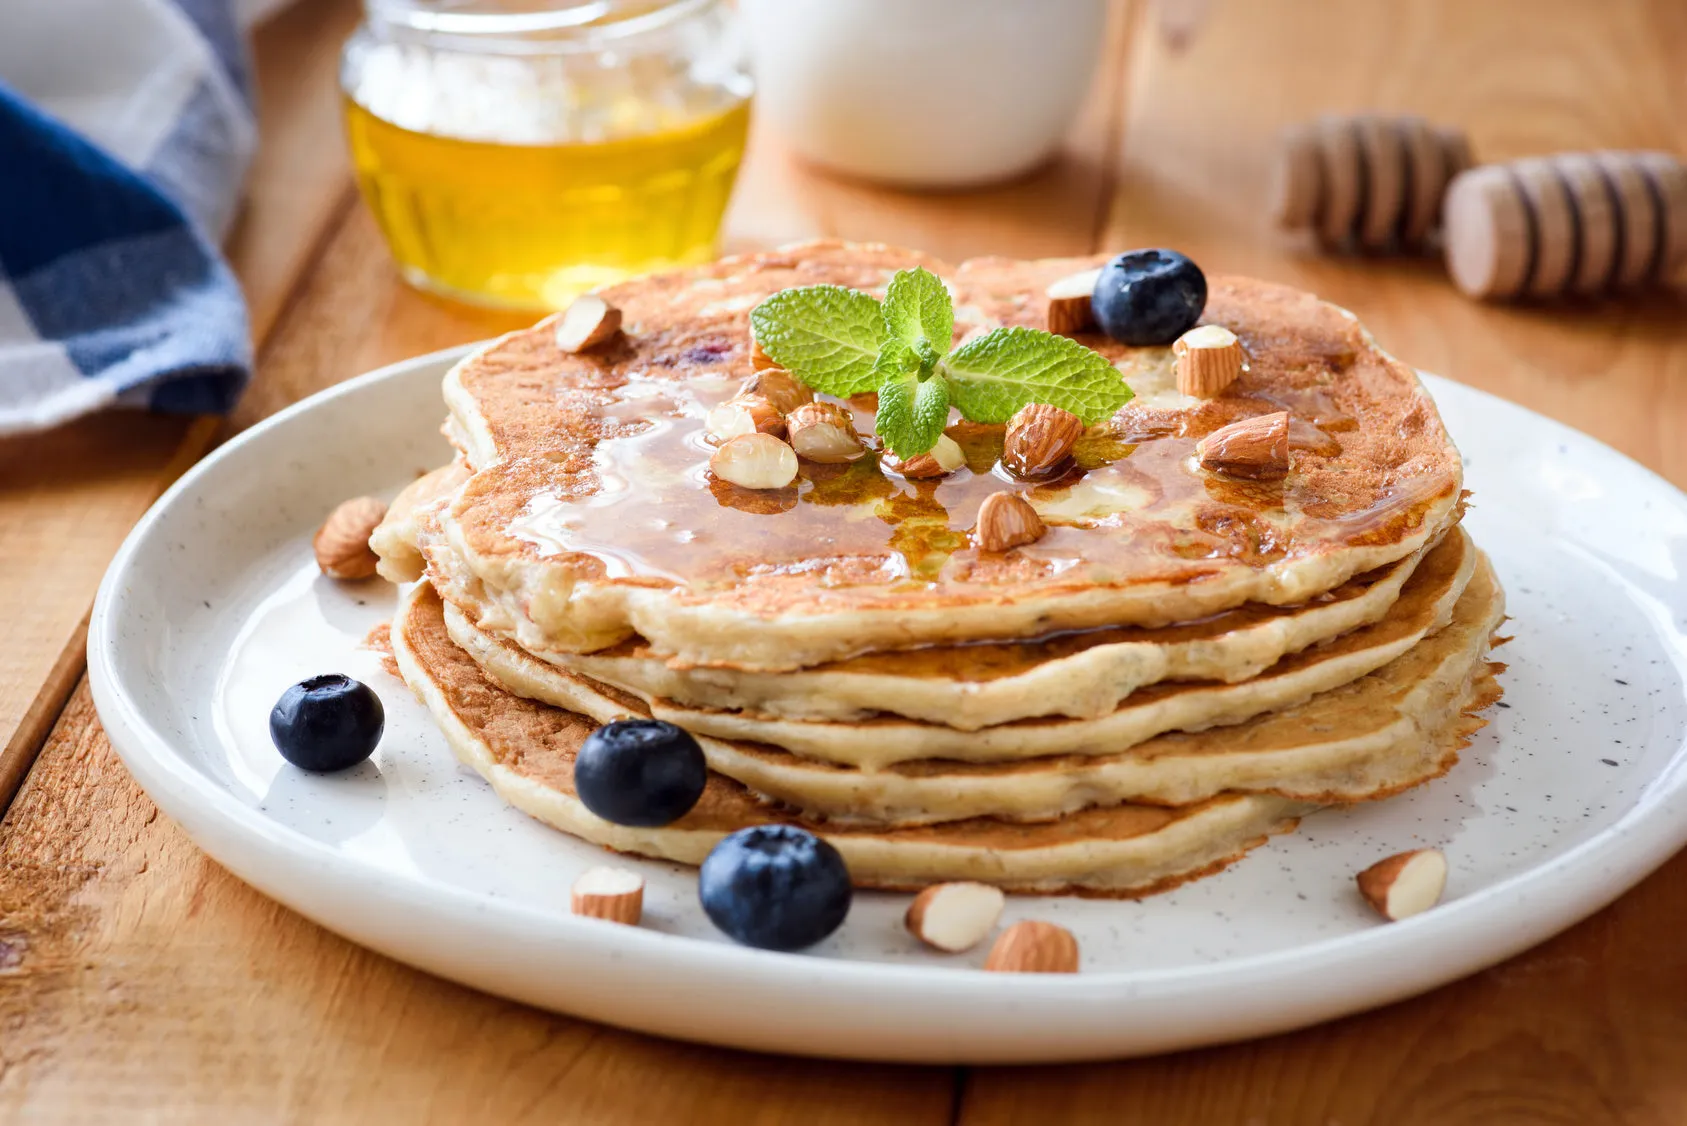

[974,492,1045,552]
[710,432,799,490]
[571,866,644,925]
[1003,403,1084,477]
[1196,411,1290,480]
[555,294,622,353]
[1356,848,1448,921]
[984,920,1080,973]
[786,401,865,463]
[906,882,1006,953]
[314,496,387,580]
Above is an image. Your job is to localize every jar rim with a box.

[364,0,717,52]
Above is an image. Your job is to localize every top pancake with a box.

[428,240,1463,670]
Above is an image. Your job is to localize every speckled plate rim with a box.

[88,345,1687,1064]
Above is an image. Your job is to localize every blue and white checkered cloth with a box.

[0,0,258,435]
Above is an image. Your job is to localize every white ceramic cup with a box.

[740,0,1109,188]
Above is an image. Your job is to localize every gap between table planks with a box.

[4,0,1687,1123]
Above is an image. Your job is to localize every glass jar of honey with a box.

[341,0,752,311]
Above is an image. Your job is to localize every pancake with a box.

[479,529,1477,770]
[446,548,1505,824]
[510,542,1433,729]
[392,477,1445,727]
[392,581,1315,895]
[410,240,1464,671]
[372,462,469,584]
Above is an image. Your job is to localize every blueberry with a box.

[269,674,384,772]
[574,718,707,827]
[1091,249,1207,346]
[699,824,852,950]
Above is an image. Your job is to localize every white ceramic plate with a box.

[89,347,1687,1063]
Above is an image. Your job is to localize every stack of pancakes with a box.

[376,241,1505,897]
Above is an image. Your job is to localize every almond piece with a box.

[906,882,1005,953]
[749,334,778,371]
[706,394,785,443]
[1196,411,1290,480]
[883,434,966,479]
[975,492,1045,552]
[1003,403,1084,478]
[314,497,387,580]
[1357,848,1448,922]
[1173,324,1244,398]
[710,432,799,490]
[984,920,1079,973]
[739,367,814,416]
[1045,268,1101,336]
[570,866,644,925]
[555,294,622,353]
[787,401,865,463]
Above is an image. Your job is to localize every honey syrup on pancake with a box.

[505,347,1444,595]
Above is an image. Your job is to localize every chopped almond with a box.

[1003,403,1084,478]
[984,920,1079,973]
[556,295,622,353]
[974,492,1045,552]
[1044,268,1101,336]
[1196,411,1290,480]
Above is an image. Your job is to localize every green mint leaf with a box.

[939,326,1134,425]
[873,355,918,457]
[881,267,954,358]
[873,343,952,458]
[909,376,952,455]
[750,285,886,396]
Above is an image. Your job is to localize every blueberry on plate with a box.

[574,718,707,827]
[1091,249,1207,346]
[269,674,384,772]
[699,824,852,950]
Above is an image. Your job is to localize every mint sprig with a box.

[875,342,952,457]
[751,268,1133,457]
[882,266,953,361]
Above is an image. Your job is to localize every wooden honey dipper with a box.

[1443,151,1687,300]
[1270,114,1473,253]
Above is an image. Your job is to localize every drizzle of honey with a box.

[506,355,1441,598]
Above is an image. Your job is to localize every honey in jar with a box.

[341,1,753,311]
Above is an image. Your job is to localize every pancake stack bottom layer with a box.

[376,242,1506,897]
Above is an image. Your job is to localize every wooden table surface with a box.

[3,0,1685,1120]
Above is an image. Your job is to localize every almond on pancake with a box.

[389,240,1465,670]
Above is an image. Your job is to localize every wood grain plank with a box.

[0,0,361,812]
[960,1,1687,1121]
[0,414,215,813]
[226,0,365,342]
